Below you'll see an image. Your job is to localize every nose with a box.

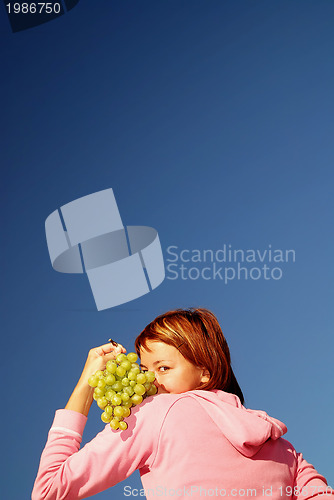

[153,376,167,394]
[153,378,160,389]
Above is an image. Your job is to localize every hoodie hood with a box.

[185,390,287,458]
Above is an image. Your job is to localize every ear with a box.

[200,369,210,383]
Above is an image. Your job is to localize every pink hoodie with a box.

[32,390,333,500]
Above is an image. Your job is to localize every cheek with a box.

[155,373,180,393]
[184,368,203,387]
[173,369,201,391]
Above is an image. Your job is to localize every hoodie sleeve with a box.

[294,453,334,500]
[31,402,161,500]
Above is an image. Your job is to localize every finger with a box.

[103,351,122,362]
[94,344,117,356]
[108,339,127,353]
[94,343,126,356]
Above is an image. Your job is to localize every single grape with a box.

[121,392,130,403]
[123,386,135,397]
[97,379,106,389]
[116,366,126,377]
[110,419,119,430]
[105,390,116,401]
[134,384,146,396]
[120,360,132,371]
[122,407,131,418]
[119,421,128,431]
[114,406,124,418]
[121,377,130,386]
[101,412,112,423]
[116,353,127,363]
[131,365,140,375]
[95,370,104,378]
[106,361,117,374]
[145,371,155,383]
[105,374,116,385]
[147,385,157,396]
[130,380,136,387]
[94,387,105,398]
[131,394,143,405]
[127,352,138,363]
[136,373,147,384]
[97,397,108,409]
[127,370,137,381]
[122,401,133,409]
[88,375,99,387]
[111,394,122,406]
[111,381,123,392]
[105,405,113,415]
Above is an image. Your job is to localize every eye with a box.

[158,366,170,372]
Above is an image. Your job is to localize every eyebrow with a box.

[140,360,171,369]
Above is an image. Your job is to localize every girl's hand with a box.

[79,342,127,386]
[65,341,127,416]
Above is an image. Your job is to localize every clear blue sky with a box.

[1,1,333,498]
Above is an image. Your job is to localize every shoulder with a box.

[127,392,206,424]
[106,391,223,441]
[130,391,214,429]
[130,392,192,419]
[133,391,208,414]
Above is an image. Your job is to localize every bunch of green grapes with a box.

[88,352,157,430]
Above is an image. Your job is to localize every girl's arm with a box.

[31,402,161,500]
[294,452,334,500]
[32,342,161,500]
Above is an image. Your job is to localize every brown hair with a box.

[135,307,244,404]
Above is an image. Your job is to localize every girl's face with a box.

[139,341,209,394]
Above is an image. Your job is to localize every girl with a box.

[32,308,333,500]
